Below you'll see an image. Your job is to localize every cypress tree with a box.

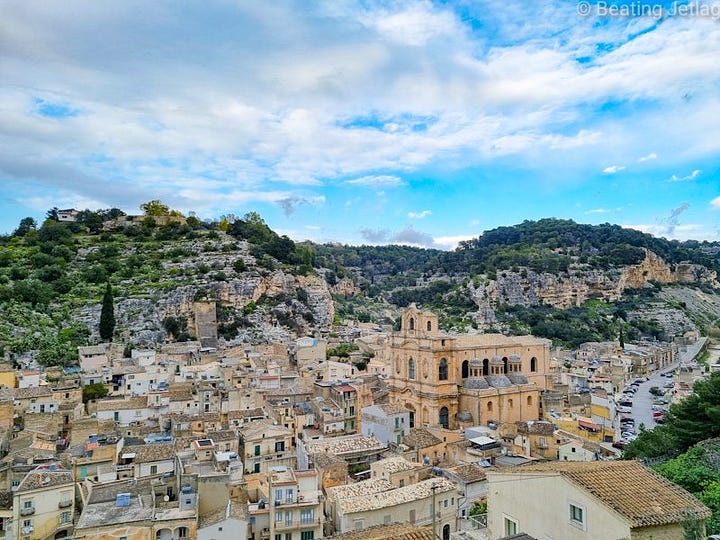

[99,282,115,341]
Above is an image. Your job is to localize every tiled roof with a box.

[208,429,239,442]
[403,428,442,449]
[374,403,408,415]
[310,452,346,468]
[327,478,393,502]
[330,523,433,540]
[510,461,711,527]
[13,386,52,399]
[304,434,385,456]
[168,383,195,401]
[96,396,148,411]
[516,421,555,435]
[447,463,487,483]
[16,465,73,493]
[337,478,456,514]
[374,456,420,474]
[123,443,176,463]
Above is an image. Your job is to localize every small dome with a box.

[509,354,521,362]
[490,355,503,365]
[468,357,483,367]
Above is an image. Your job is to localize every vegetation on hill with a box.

[1,209,719,365]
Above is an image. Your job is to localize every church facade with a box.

[388,304,551,430]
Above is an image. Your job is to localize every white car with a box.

[617,406,632,413]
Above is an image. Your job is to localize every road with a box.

[628,337,707,433]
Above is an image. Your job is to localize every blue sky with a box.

[1,0,720,248]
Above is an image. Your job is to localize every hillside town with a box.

[0,301,716,540]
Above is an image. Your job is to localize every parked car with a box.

[618,406,632,413]
[612,440,626,449]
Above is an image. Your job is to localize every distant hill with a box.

[1,211,719,369]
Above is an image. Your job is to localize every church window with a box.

[439,358,448,381]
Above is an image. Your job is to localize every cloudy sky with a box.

[2,0,720,248]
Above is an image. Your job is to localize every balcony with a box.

[274,518,322,531]
[19,506,35,516]
[58,499,73,508]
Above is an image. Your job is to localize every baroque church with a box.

[388,304,551,430]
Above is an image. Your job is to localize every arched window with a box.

[502,357,508,374]
[442,524,450,540]
[461,360,469,379]
[527,395,533,406]
[487,401,493,413]
[408,358,416,380]
[482,359,489,376]
[508,398,514,409]
[427,320,432,331]
[409,317,415,330]
[439,358,448,381]
[530,357,537,372]
[439,407,449,429]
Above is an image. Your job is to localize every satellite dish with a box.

[163,495,170,502]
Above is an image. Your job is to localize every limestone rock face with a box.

[471,250,719,325]
[148,270,334,344]
[331,277,361,297]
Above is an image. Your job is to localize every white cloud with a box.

[346,175,405,188]
[586,207,623,214]
[622,223,716,241]
[408,210,431,219]
[669,169,701,182]
[2,1,720,236]
[638,152,657,162]
[433,234,477,250]
[711,196,720,209]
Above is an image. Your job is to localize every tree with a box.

[82,382,109,403]
[140,199,170,216]
[99,282,115,341]
[46,207,59,221]
[14,217,37,237]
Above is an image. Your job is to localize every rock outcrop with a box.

[471,250,719,326]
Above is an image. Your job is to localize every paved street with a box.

[628,337,707,432]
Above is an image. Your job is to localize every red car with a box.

[612,440,626,449]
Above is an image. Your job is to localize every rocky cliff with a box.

[470,250,719,325]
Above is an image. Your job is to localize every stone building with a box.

[388,305,551,430]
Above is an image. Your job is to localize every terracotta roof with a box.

[16,465,73,493]
[403,428,442,449]
[508,461,711,528]
[448,463,487,484]
[330,523,433,540]
[336,478,455,514]
[375,403,409,415]
[13,386,52,399]
[373,456,420,474]
[304,434,385,456]
[122,443,176,463]
[168,383,195,401]
[96,396,148,411]
[516,421,555,435]
[208,429,239,443]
